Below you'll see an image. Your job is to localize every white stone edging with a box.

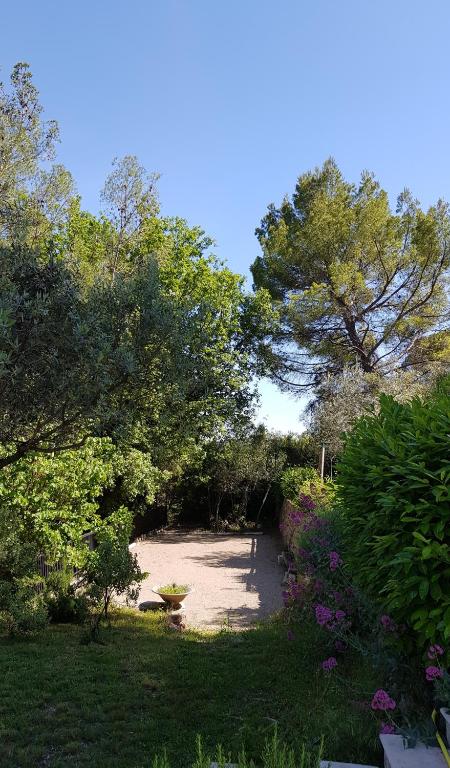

[440,708,450,747]
[380,733,447,767]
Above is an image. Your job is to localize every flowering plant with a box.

[424,644,450,709]
[281,490,446,742]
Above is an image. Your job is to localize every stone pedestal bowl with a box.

[152,585,193,609]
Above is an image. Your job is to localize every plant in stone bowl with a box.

[152,583,192,607]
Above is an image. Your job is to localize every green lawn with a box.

[0,610,381,768]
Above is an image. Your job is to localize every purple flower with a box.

[329,551,342,571]
[371,689,396,711]
[380,614,396,632]
[290,583,302,600]
[427,644,444,660]
[425,665,443,681]
[321,656,337,672]
[299,493,317,511]
[335,640,347,653]
[314,579,325,593]
[282,581,304,606]
[380,723,396,735]
[287,629,295,641]
[315,604,334,626]
[335,610,346,622]
[297,547,310,560]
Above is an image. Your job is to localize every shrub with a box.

[337,380,450,651]
[0,523,48,636]
[280,466,330,504]
[44,567,88,624]
[283,488,438,740]
[0,582,48,636]
[83,507,145,638]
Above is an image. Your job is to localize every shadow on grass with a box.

[0,609,382,768]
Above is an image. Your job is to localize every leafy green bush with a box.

[0,583,48,636]
[0,516,48,635]
[280,467,320,501]
[44,568,88,624]
[84,507,145,638]
[338,380,450,650]
[280,466,334,512]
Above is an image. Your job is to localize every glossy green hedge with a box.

[337,379,450,650]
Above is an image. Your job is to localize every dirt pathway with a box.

[131,532,284,630]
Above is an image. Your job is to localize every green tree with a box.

[204,427,286,529]
[252,159,450,390]
[0,438,115,566]
[0,248,186,467]
[307,366,429,460]
[83,507,145,636]
[0,62,74,248]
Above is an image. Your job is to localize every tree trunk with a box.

[214,494,223,531]
[255,483,271,524]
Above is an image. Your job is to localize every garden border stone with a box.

[380,734,447,767]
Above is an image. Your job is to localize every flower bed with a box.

[280,488,450,748]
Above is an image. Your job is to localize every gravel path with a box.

[131,532,284,630]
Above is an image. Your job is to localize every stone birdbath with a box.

[152,583,193,610]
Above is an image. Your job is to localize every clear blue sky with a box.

[3,0,450,432]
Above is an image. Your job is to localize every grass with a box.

[157,583,190,594]
[0,609,382,768]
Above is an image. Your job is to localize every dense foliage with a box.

[0,63,278,630]
[337,379,450,651]
[0,64,274,473]
[279,466,323,503]
[149,429,314,531]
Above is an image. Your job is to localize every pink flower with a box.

[425,665,443,681]
[335,610,346,622]
[371,689,396,711]
[329,551,342,571]
[380,723,396,735]
[315,604,333,626]
[428,644,444,660]
[321,657,337,672]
